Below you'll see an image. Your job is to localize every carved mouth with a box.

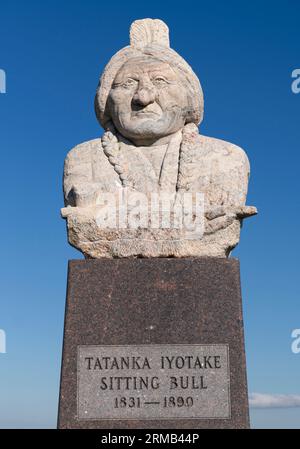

[132,110,162,120]
[134,110,160,117]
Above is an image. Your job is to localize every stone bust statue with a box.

[61,18,256,258]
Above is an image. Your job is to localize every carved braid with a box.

[101,122,131,187]
[101,122,200,191]
[176,123,199,191]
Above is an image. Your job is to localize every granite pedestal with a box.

[58,258,249,428]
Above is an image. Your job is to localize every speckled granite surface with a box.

[58,258,249,428]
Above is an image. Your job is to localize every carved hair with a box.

[99,20,202,189]
[101,122,132,188]
[101,121,200,190]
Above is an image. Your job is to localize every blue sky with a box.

[0,0,300,428]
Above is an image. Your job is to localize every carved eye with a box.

[122,78,137,88]
[153,77,168,86]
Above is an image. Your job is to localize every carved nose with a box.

[133,86,155,106]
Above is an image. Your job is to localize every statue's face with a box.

[107,57,189,144]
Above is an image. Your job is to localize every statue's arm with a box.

[63,142,100,208]
[204,144,257,233]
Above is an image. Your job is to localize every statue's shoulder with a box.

[65,137,104,164]
[196,134,250,172]
[64,137,114,181]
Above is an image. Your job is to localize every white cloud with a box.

[249,393,300,408]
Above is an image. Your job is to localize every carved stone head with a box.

[95,19,204,143]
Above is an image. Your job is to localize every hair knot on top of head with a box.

[95,18,204,130]
[129,18,170,49]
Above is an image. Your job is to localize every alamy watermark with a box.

[0,69,6,94]
[291,329,300,354]
[291,69,300,94]
[0,329,6,353]
[95,190,205,239]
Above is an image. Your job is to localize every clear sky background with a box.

[0,0,300,428]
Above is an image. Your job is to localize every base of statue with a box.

[58,258,250,429]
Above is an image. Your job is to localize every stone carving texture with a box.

[61,18,256,258]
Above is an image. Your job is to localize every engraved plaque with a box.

[77,344,230,420]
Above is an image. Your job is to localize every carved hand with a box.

[204,205,257,235]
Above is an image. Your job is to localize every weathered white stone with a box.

[62,18,256,258]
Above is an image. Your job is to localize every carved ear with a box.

[130,19,170,49]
